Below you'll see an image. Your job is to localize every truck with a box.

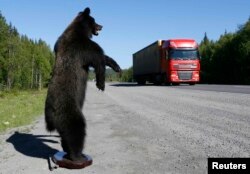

[133,39,200,85]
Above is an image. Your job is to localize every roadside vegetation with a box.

[0,89,47,133]
[200,18,250,84]
[88,67,133,82]
[0,12,54,91]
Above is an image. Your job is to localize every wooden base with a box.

[51,152,92,169]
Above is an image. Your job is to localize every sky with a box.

[0,0,249,69]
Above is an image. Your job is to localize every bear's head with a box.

[75,7,103,38]
[54,8,103,53]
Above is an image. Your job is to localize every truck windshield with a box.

[169,49,199,60]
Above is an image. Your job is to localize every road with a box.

[0,82,249,174]
[170,84,250,94]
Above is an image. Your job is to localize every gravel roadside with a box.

[0,82,249,174]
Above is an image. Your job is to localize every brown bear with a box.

[45,7,121,165]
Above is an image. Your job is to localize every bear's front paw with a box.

[117,69,122,78]
[96,82,105,91]
[114,66,122,73]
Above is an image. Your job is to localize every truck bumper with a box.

[169,71,200,82]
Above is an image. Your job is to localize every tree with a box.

[0,12,9,87]
[0,12,54,90]
[199,33,214,83]
[119,67,133,82]
[199,17,250,84]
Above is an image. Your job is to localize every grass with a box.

[0,89,47,133]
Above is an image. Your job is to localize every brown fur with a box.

[45,8,121,162]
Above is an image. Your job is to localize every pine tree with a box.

[0,12,54,90]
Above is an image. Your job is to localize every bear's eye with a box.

[88,18,95,26]
[90,18,95,23]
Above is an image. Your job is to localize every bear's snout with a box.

[93,23,102,35]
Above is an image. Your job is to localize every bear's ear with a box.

[83,7,90,16]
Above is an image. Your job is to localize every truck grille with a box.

[178,71,192,80]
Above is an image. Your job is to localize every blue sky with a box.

[0,0,249,69]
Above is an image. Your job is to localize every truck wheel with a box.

[137,79,146,85]
[164,82,171,86]
[154,75,163,85]
[154,80,162,85]
[172,83,180,86]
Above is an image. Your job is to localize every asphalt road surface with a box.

[170,84,250,94]
[0,82,249,174]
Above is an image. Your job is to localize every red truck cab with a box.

[161,39,200,85]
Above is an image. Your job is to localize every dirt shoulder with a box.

[0,82,249,174]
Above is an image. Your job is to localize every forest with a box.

[199,18,250,84]
[0,12,54,91]
[0,12,250,91]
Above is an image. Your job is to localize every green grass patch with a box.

[0,89,47,133]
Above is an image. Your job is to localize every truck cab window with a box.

[169,49,199,60]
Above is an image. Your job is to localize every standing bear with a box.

[45,7,121,166]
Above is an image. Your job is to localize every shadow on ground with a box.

[6,131,59,159]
